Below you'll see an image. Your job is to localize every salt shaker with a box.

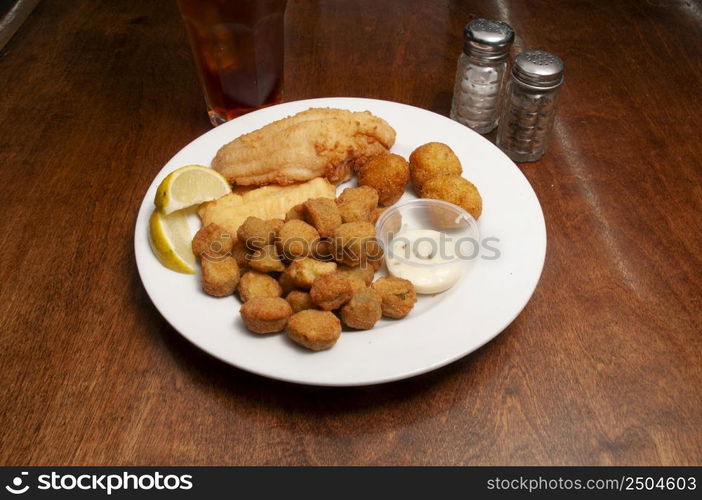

[450,18,514,134]
[496,50,564,162]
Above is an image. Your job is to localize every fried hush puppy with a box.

[192,223,234,260]
[277,219,320,259]
[238,270,283,302]
[286,257,337,289]
[341,289,382,330]
[287,310,341,351]
[304,197,342,237]
[371,276,417,319]
[237,216,279,250]
[249,244,285,273]
[240,297,292,334]
[420,174,482,219]
[310,272,353,311]
[285,290,315,313]
[331,222,383,268]
[336,264,375,291]
[409,142,462,193]
[358,153,409,206]
[335,186,378,223]
[201,256,240,297]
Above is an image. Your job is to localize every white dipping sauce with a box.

[385,229,464,294]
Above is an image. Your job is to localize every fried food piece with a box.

[309,272,353,311]
[277,220,320,259]
[285,290,315,313]
[335,186,379,223]
[331,222,383,268]
[192,223,235,260]
[230,239,251,271]
[336,264,375,292]
[287,310,342,351]
[237,217,279,250]
[285,203,307,222]
[249,244,285,273]
[358,153,409,206]
[201,256,240,297]
[341,289,383,330]
[304,197,342,237]
[371,276,417,319]
[409,142,462,193]
[199,177,335,236]
[312,238,334,261]
[212,108,396,186]
[240,297,292,334]
[278,269,298,295]
[286,258,337,289]
[238,270,283,302]
[420,174,482,219]
[369,207,386,225]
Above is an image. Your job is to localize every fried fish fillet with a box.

[211,108,396,186]
[198,177,336,235]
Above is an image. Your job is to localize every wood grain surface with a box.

[1,0,700,465]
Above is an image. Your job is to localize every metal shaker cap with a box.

[512,50,564,89]
[463,18,514,60]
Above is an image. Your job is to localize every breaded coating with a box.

[201,256,240,297]
[238,270,283,302]
[371,276,417,319]
[192,223,234,260]
[331,222,383,268]
[287,310,342,351]
[336,265,375,292]
[277,219,320,259]
[310,272,353,311]
[285,203,307,222]
[409,142,462,193]
[312,238,334,261]
[230,239,251,271]
[286,258,337,289]
[240,297,292,334]
[278,269,298,295]
[304,197,342,237]
[420,174,482,219]
[285,290,315,313]
[358,153,409,206]
[237,216,279,250]
[335,185,379,223]
[341,289,383,330]
[369,207,386,225]
[249,244,285,273]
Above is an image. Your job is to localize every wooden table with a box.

[1,0,700,466]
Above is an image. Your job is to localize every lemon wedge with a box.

[155,165,231,215]
[148,209,196,274]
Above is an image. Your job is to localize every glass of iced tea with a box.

[176,0,287,126]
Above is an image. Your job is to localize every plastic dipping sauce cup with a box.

[375,199,480,294]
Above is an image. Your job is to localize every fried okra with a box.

[371,276,417,319]
[192,223,234,260]
[304,197,342,237]
[331,222,383,268]
[287,310,342,351]
[201,256,240,297]
[238,270,283,302]
[240,297,292,334]
[420,174,482,219]
[309,272,353,311]
[341,289,383,330]
[335,185,379,223]
[285,290,315,313]
[286,257,337,289]
[249,244,285,273]
[277,220,320,259]
[409,142,462,193]
[358,153,409,206]
[237,217,280,250]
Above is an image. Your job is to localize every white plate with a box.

[134,97,546,386]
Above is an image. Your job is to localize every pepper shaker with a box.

[450,18,514,134]
[496,50,564,162]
